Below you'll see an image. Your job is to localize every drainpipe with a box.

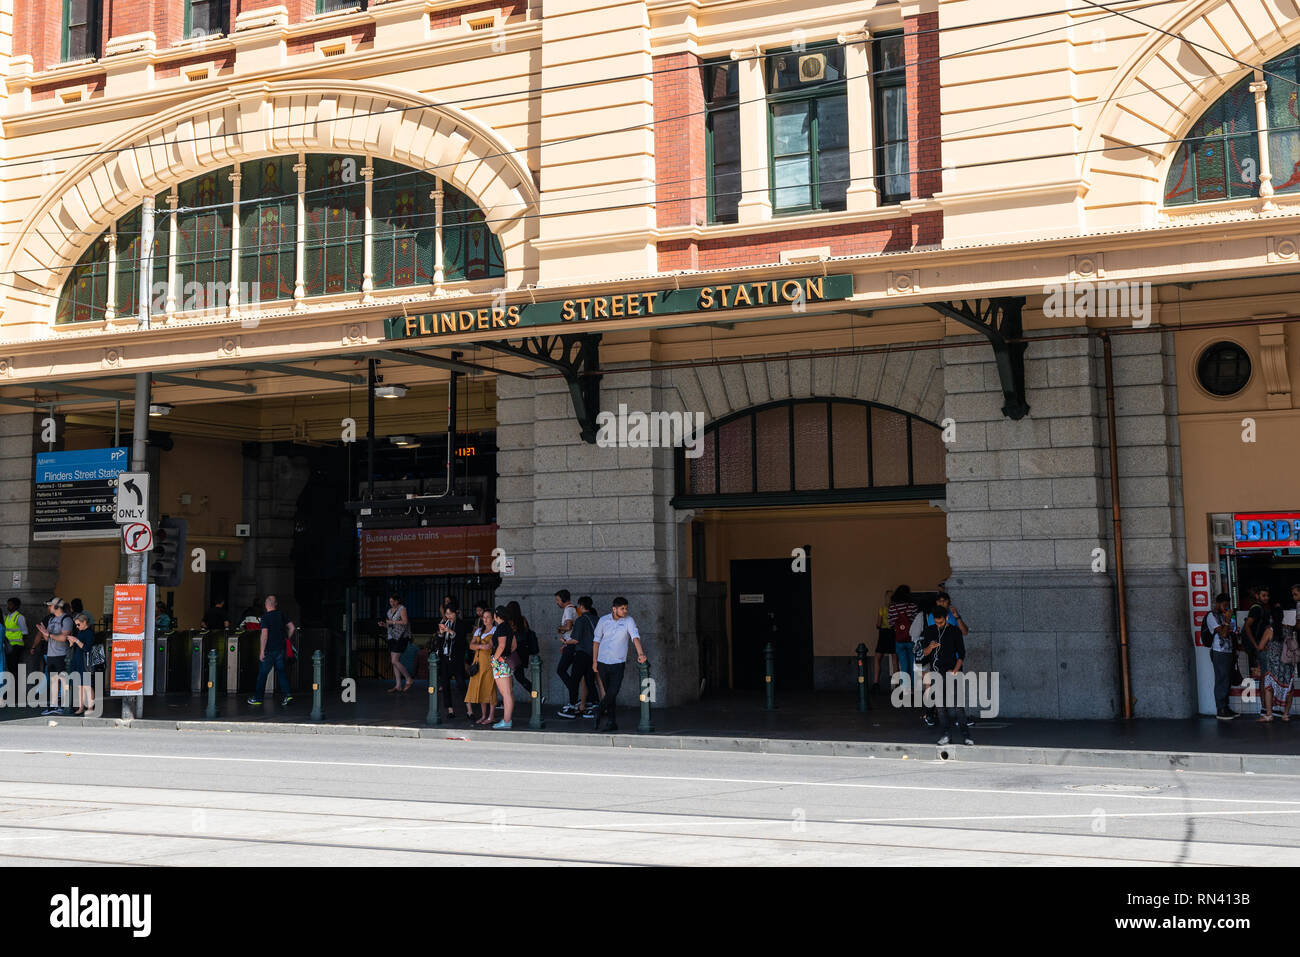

[428,361,459,498]
[1100,330,1134,719]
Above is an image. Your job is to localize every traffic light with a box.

[150,516,187,588]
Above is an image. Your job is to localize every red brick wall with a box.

[904,11,942,200]
[286,22,374,55]
[30,74,107,101]
[658,219,916,271]
[430,0,524,29]
[155,49,235,77]
[17,0,68,71]
[653,51,706,229]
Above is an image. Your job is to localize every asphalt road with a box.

[0,725,1297,866]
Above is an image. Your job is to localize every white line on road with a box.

[1,746,1297,806]
[837,809,1300,824]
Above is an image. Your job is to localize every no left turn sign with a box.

[123,522,153,554]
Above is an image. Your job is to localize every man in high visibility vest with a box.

[3,597,28,692]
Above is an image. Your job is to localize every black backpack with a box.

[523,627,540,656]
[1200,615,1215,647]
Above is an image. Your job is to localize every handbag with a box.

[1283,634,1300,666]
[88,642,106,668]
[467,659,480,677]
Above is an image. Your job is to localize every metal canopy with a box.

[233,362,365,385]
[152,373,256,395]
[42,383,136,402]
[382,348,531,380]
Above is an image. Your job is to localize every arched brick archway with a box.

[7,78,539,307]
[1080,0,1300,219]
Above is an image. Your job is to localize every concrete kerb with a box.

[10,715,1298,775]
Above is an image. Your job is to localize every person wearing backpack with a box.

[888,585,919,693]
[1204,592,1237,720]
[35,598,75,715]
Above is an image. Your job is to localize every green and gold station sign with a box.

[384,273,854,340]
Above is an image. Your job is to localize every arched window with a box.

[672,398,946,508]
[1165,46,1300,205]
[55,153,505,323]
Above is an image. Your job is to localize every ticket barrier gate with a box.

[154,632,184,695]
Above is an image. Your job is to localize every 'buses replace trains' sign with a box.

[1233,512,1300,549]
[384,274,855,341]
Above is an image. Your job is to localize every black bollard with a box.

[856,642,869,712]
[637,659,654,734]
[764,641,776,711]
[529,653,543,729]
[427,653,442,726]
[310,650,324,722]
[205,648,218,719]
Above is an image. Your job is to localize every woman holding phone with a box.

[466,609,499,724]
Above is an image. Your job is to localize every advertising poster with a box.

[1187,563,1215,716]
[110,582,155,696]
[359,524,498,577]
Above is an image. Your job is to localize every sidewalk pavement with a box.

[3,682,1297,775]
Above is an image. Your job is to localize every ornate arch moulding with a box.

[1081,0,1300,216]
[9,78,539,310]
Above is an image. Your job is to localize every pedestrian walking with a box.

[247,595,296,707]
[1205,592,1238,720]
[466,608,499,724]
[67,612,97,715]
[922,593,968,727]
[380,593,413,693]
[1260,604,1295,723]
[888,585,919,692]
[436,600,472,719]
[558,595,601,718]
[490,606,518,729]
[555,590,582,717]
[2,598,28,694]
[36,598,75,715]
[871,589,896,693]
[591,597,647,733]
[919,606,972,746]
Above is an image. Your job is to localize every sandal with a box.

[386,685,400,694]
[1256,715,1273,723]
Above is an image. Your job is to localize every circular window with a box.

[1196,341,1251,397]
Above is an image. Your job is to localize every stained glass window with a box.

[111,195,169,320]
[176,171,233,310]
[55,154,503,323]
[1265,50,1300,195]
[239,157,298,305]
[56,233,109,325]
[304,154,365,296]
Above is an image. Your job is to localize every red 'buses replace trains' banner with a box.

[359,525,499,577]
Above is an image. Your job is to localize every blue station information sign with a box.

[33,447,129,541]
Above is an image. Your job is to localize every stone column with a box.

[228,168,242,316]
[0,412,62,613]
[842,32,878,212]
[494,361,697,708]
[293,155,307,306]
[361,162,374,300]
[733,46,771,224]
[941,327,1191,718]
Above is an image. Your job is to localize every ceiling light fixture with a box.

[374,384,408,399]
[148,403,173,417]
[391,435,422,448]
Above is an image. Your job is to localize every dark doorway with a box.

[729,558,813,691]
[207,566,234,612]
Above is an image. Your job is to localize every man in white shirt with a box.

[1205,592,1237,721]
[591,596,647,733]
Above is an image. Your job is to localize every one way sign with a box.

[114,471,151,525]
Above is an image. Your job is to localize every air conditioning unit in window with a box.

[799,53,827,82]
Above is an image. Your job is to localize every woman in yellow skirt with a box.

[466,608,500,724]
